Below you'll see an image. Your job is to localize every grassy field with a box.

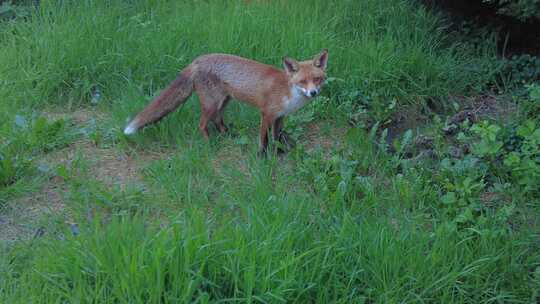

[1,0,539,303]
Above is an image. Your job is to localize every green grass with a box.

[0,0,538,303]
[0,0,495,109]
[2,128,538,302]
[2,212,535,303]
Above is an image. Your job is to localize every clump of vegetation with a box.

[0,114,74,191]
[501,54,540,88]
[483,0,540,21]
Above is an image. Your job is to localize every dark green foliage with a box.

[0,0,34,21]
[502,54,540,86]
[484,0,540,21]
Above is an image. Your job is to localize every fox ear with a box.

[313,49,328,70]
[283,57,299,74]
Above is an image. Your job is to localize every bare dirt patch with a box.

[42,107,104,125]
[40,108,168,188]
[1,108,169,243]
[450,94,516,123]
[212,144,251,178]
[0,178,67,243]
[5,142,169,242]
[303,122,346,153]
[42,141,141,188]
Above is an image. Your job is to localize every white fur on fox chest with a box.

[278,86,308,117]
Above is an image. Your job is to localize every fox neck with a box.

[279,84,309,117]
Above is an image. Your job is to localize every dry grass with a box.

[0,178,67,243]
[1,108,171,242]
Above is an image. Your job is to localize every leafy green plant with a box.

[435,155,487,227]
[441,87,540,204]
[337,88,399,128]
[520,83,540,118]
[0,150,30,189]
[503,119,540,194]
[440,175,486,226]
[469,121,504,158]
[453,117,539,195]
[297,151,358,203]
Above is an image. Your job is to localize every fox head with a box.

[283,49,328,98]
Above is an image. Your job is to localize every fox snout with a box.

[297,86,320,98]
[307,89,319,97]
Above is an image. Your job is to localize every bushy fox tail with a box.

[124,67,194,135]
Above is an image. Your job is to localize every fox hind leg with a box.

[196,95,220,140]
[213,96,230,133]
[194,77,228,139]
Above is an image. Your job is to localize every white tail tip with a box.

[123,120,138,135]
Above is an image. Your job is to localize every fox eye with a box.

[300,80,307,85]
[313,77,323,83]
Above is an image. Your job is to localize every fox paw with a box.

[278,132,296,149]
[257,149,268,159]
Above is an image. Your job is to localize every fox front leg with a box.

[272,117,295,154]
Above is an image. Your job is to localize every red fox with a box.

[123,49,329,155]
